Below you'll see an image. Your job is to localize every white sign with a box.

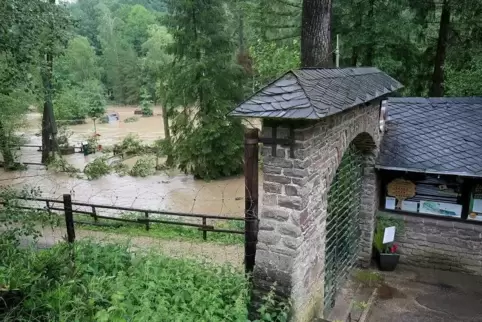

[419,201,462,218]
[473,199,482,213]
[401,200,418,213]
[385,197,396,210]
[383,226,396,244]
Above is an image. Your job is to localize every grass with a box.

[0,239,287,322]
[74,212,245,245]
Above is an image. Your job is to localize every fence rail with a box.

[3,194,245,242]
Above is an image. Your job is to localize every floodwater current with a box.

[0,107,262,218]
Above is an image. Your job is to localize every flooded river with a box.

[0,106,262,218]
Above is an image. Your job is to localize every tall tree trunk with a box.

[161,104,172,165]
[301,0,333,67]
[0,121,14,169]
[362,0,375,66]
[41,0,58,163]
[429,0,451,97]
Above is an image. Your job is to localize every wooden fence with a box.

[5,194,245,243]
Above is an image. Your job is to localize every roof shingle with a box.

[230,67,403,119]
[377,97,482,177]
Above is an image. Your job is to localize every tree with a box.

[166,0,245,180]
[40,0,71,163]
[301,0,333,67]
[0,0,49,168]
[119,4,157,55]
[97,3,141,104]
[142,25,173,155]
[55,36,101,86]
[429,0,451,96]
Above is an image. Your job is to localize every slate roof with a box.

[230,67,403,119]
[377,97,482,178]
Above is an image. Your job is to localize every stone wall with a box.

[254,101,382,322]
[380,212,482,275]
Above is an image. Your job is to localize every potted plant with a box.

[373,214,404,271]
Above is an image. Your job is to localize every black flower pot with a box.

[376,252,400,271]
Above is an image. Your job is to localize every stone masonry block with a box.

[278,195,302,210]
[279,223,302,238]
[264,174,292,185]
[263,207,290,221]
[264,182,282,194]
[258,231,281,246]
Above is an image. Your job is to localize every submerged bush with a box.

[129,156,155,177]
[84,157,111,180]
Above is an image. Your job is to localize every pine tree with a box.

[166,0,245,180]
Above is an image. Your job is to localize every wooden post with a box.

[63,194,75,243]
[92,206,97,222]
[202,217,207,240]
[145,211,150,231]
[244,128,259,274]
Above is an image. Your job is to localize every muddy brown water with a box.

[1,106,262,219]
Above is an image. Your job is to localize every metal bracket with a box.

[259,125,295,158]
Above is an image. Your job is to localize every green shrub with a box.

[111,162,130,176]
[84,157,111,180]
[129,156,155,177]
[118,133,144,155]
[0,187,59,244]
[47,155,80,175]
[124,116,139,123]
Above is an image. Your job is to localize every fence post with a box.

[244,128,259,274]
[63,194,75,243]
[92,206,97,222]
[202,217,207,240]
[144,211,150,231]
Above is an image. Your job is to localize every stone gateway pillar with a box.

[230,68,402,321]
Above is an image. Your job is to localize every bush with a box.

[54,87,88,123]
[84,157,111,180]
[54,81,106,123]
[117,133,145,155]
[0,240,289,322]
[47,155,80,175]
[124,116,139,123]
[130,156,155,177]
[0,187,59,244]
[111,162,130,176]
[172,115,244,180]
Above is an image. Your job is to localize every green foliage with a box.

[253,284,290,322]
[0,240,290,321]
[55,36,101,86]
[373,213,405,253]
[124,116,139,123]
[47,155,80,176]
[129,156,155,177]
[140,88,154,116]
[54,86,88,123]
[250,38,300,90]
[119,4,157,55]
[142,25,173,104]
[84,156,111,180]
[0,187,59,244]
[166,0,246,180]
[111,162,130,176]
[84,80,107,119]
[117,133,145,155]
[77,213,244,245]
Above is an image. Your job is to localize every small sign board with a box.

[383,226,396,244]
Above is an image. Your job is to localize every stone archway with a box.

[323,132,377,316]
[253,103,382,322]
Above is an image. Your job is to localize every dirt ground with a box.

[368,265,482,322]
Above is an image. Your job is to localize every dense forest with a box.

[0,0,481,179]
